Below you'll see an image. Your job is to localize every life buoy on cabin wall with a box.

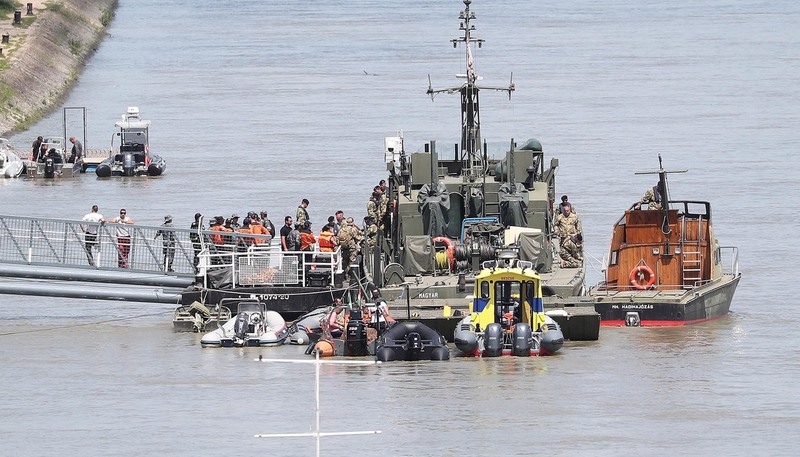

[630,265,656,290]
[432,236,455,270]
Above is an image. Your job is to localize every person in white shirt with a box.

[107,209,135,268]
[80,205,104,266]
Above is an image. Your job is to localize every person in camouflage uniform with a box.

[635,182,663,210]
[296,198,310,226]
[337,217,362,279]
[553,202,583,268]
[363,216,378,248]
[366,191,381,223]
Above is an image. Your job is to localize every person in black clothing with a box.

[190,213,204,271]
[259,210,276,238]
[31,136,43,161]
[280,216,293,251]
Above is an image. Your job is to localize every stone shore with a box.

[0,0,117,136]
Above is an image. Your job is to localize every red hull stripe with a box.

[600,315,725,327]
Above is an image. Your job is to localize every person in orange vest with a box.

[299,221,316,252]
[318,224,338,252]
[209,216,227,245]
[237,217,255,251]
[248,211,270,245]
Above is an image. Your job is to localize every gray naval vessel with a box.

[361,0,593,339]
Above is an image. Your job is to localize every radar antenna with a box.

[426,0,515,181]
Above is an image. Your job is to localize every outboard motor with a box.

[483,323,504,357]
[511,323,533,357]
[405,331,422,352]
[122,153,135,176]
[233,312,249,339]
[345,312,367,356]
[44,157,55,178]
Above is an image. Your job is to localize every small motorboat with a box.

[200,300,288,347]
[173,300,232,333]
[453,251,565,357]
[307,302,450,361]
[286,305,330,345]
[0,139,24,178]
[96,107,166,177]
[374,321,450,362]
[23,137,82,179]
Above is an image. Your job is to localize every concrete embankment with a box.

[0,0,117,137]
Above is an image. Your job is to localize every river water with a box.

[2,0,799,455]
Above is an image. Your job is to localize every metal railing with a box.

[0,214,348,288]
[198,244,342,289]
[0,214,202,275]
[718,246,739,277]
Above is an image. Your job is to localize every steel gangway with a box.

[0,214,264,303]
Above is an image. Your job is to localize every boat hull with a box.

[95,153,166,177]
[181,285,349,321]
[592,274,740,326]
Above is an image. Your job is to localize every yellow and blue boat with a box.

[454,251,564,356]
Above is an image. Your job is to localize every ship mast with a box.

[635,154,687,236]
[427,0,514,180]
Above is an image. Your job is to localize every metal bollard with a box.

[1,34,9,44]
[13,11,22,24]
[27,3,34,15]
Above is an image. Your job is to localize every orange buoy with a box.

[314,340,335,357]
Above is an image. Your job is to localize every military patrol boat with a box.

[588,156,741,326]
[364,0,585,316]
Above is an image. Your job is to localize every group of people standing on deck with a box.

[75,187,388,276]
[29,136,84,163]
[553,195,584,269]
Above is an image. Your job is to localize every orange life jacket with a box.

[318,231,336,252]
[300,231,316,251]
[250,224,270,244]
[210,225,225,245]
[238,227,254,246]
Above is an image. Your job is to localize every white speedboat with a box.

[95,107,166,177]
[0,139,24,178]
[200,300,288,347]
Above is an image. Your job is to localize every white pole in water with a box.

[253,351,382,457]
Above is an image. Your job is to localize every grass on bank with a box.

[0,1,19,15]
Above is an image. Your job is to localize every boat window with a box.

[610,250,618,266]
[524,281,536,302]
[480,281,490,299]
[494,281,520,306]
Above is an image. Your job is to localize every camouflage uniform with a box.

[364,221,378,248]
[296,206,309,226]
[378,193,389,230]
[338,221,361,278]
[554,212,583,268]
[560,235,583,268]
[639,186,662,210]
[366,198,380,222]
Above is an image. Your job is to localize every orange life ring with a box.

[630,265,656,290]
[432,236,455,270]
